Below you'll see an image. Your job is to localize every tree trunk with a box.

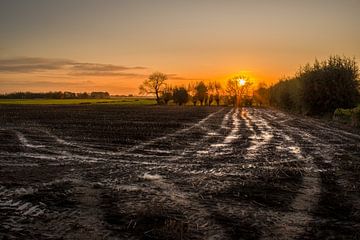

[155,90,160,104]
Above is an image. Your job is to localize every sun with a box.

[239,79,246,86]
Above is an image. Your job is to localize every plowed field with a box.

[0,105,359,239]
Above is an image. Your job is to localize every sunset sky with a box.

[1,0,359,95]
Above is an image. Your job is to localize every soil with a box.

[0,105,359,240]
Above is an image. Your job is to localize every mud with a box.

[0,105,359,239]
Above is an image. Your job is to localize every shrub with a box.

[268,56,360,116]
[172,87,189,106]
[333,105,360,127]
[351,106,360,127]
[333,108,353,123]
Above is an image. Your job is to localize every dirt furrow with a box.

[254,108,360,239]
[1,105,360,239]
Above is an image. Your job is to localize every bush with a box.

[333,108,353,123]
[172,87,189,106]
[268,56,360,116]
[351,106,360,127]
[333,105,360,127]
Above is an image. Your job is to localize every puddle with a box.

[115,185,142,192]
[144,149,172,154]
[244,113,274,158]
[207,132,219,136]
[142,173,162,181]
[224,109,240,144]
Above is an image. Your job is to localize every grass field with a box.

[0,97,156,105]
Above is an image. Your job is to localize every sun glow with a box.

[239,79,246,86]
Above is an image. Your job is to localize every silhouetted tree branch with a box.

[139,72,168,104]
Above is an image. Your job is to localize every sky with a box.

[0,0,359,95]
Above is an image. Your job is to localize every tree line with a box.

[139,72,253,106]
[139,56,360,117]
[253,56,360,116]
[0,91,110,99]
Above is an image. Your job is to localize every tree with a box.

[139,72,167,104]
[207,82,215,106]
[213,81,222,106]
[77,92,90,99]
[267,56,360,115]
[187,83,198,106]
[195,81,208,106]
[64,91,76,99]
[161,85,173,105]
[253,82,269,107]
[90,92,110,98]
[205,81,223,106]
[172,87,189,105]
[301,56,359,114]
[226,75,252,107]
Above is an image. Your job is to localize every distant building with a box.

[90,92,110,99]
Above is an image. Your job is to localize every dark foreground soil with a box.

[0,105,359,240]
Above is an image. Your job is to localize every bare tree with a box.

[214,81,222,106]
[195,81,208,106]
[206,81,222,106]
[226,75,252,107]
[139,72,167,104]
[207,82,215,106]
[187,83,198,106]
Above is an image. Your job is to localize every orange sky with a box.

[1,0,359,95]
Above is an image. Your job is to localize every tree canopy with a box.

[195,81,208,106]
[172,87,189,105]
[268,56,360,115]
[139,72,168,104]
[226,75,252,106]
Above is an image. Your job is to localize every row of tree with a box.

[139,56,360,114]
[139,72,253,106]
[0,91,110,99]
[258,56,360,115]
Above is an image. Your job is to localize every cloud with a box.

[167,73,203,81]
[0,57,73,73]
[68,62,146,77]
[71,62,145,72]
[0,57,147,77]
[69,71,147,77]
[0,79,94,87]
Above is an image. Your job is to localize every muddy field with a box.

[0,105,359,240]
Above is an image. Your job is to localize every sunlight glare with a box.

[239,79,246,86]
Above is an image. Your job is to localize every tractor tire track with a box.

[254,108,360,239]
[1,105,360,239]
